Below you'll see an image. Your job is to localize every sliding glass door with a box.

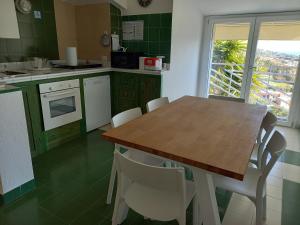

[247,19,300,124]
[209,20,254,98]
[204,14,300,126]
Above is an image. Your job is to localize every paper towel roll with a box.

[66,47,78,66]
[111,34,120,52]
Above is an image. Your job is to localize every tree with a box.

[210,40,247,96]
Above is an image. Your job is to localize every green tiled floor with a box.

[282,179,300,225]
[0,131,230,225]
[279,150,300,167]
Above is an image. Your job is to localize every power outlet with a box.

[33,11,42,19]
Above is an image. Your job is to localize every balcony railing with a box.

[209,62,298,121]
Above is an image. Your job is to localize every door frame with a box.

[198,11,300,126]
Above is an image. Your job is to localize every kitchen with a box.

[0,0,172,204]
[1,1,300,225]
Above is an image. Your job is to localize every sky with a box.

[257,41,300,56]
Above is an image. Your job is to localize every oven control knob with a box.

[68,84,72,88]
[49,87,52,91]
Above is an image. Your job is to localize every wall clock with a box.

[138,0,153,8]
[15,0,32,14]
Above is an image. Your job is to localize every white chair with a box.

[146,97,169,112]
[208,95,245,103]
[106,107,164,205]
[112,151,199,225]
[250,111,277,168]
[213,131,286,225]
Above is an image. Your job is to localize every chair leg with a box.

[112,189,120,225]
[177,214,186,225]
[112,192,129,225]
[193,196,201,225]
[106,158,117,205]
[262,195,267,221]
[256,198,263,225]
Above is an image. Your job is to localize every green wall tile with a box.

[160,28,171,42]
[149,28,160,42]
[149,14,161,27]
[117,13,172,63]
[19,22,34,38]
[161,13,172,27]
[149,42,160,55]
[6,39,23,54]
[160,42,171,54]
[0,40,7,53]
[0,0,58,62]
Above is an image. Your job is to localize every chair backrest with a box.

[258,111,277,144]
[111,107,142,128]
[208,95,245,103]
[257,131,286,197]
[146,97,169,112]
[111,108,142,155]
[114,150,186,203]
[256,112,277,168]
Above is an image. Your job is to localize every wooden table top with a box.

[102,96,267,180]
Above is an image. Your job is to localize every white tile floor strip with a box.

[276,126,300,152]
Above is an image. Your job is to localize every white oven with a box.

[39,79,82,131]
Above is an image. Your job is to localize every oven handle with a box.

[42,90,77,98]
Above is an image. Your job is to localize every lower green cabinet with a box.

[14,71,161,157]
[139,75,161,113]
[15,82,46,157]
[111,72,162,115]
[112,72,140,115]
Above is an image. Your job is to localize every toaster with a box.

[143,57,162,71]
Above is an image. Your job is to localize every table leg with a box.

[192,168,221,225]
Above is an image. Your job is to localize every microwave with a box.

[111,52,144,69]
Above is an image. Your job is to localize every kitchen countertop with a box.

[0,67,163,84]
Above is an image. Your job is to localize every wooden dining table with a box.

[102,95,267,225]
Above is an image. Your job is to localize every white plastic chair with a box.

[112,151,199,225]
[106,107,164,205]
[146,97,169,112]
[250,111,277,168]
[208,95,245,103]
[213,131,286,225]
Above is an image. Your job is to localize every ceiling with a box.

[197,0,300,15]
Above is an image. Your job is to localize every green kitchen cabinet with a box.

[139,75,161,113]
[111,72,140,115]
[14,82,46,157]
[111,72,162,115]
[12,71,160,157]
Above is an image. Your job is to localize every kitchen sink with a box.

[1,71,28,76]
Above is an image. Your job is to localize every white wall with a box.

[124,0,173,15]
[112,0,127,9]
[161,0,203,101]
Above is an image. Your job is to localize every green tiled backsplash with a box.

[122,13,172,63]
[110,5,172,64]
[0,0,58,62]
[110,4,122,39]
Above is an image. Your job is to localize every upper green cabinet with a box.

[111,72,161,115]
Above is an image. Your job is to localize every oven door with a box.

[40,88,82,131]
